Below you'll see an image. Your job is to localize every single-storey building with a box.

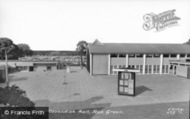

[87,40,190,75]
[170,60,190,79]
[0,61,58,72]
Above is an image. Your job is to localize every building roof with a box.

[88,40,190,54]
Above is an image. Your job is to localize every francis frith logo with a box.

[143,9,180,31]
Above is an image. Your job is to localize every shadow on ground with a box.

[34,96,111,119]
[9,75,28,82]
[135,86,152,96]
[104,101,189,119]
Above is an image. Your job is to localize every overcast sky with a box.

[0,0,190,50]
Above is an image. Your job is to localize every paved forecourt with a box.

[9,67,189,108]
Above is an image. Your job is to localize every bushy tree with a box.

[76,41,88,68]
[0,85,36,119]
[17,43,33,57]
[0,38,16,59]
[0,85,35,107]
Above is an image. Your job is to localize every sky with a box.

[0,0,190,50]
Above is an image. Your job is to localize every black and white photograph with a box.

[0,0,190,119]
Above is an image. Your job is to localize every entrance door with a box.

[47,66,52,71]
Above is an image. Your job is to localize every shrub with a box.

[0,85,35,107]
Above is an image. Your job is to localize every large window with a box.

[129,54,135,57]
[163,54,169,58]
[111,54,117,57]
[146,54,153,58]
[136,54,143,58]
[149,65,152,74]
[162,65,165,73]
[153,65,157,73]
[119,54,126,58]
[140,65,143,73]
[154,54,160,57]
[180,54,185,58]
[166,65,169,73]
[145,65,148,74]
[170,54,177,58]
[157,65,160,73]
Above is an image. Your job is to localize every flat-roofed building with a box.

[170,60,190,79]
[0,61,58,72]
[87,40,190,75]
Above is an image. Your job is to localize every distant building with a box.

[170,60,190,79]
[0,61,58,72]
[87,40,190,76]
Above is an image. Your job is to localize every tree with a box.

[0,85,35,107]
[0,37,16,86]
[0,85,35,119]
[0,44,20,60]
[184,38,190,44]
[17,43,33,57]
[76,41,88,68]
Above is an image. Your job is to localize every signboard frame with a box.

[117,69,136,96]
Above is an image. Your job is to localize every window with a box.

[110,65,114,74]
[170,65,173,70]
[140,65,143,73]
[187,54,190,57]
[129,54,135,57]
[154,54,160,57]
[145,65,148,74]
[180,54,185,58]
[163,54,169,58]
[136,65,139,70]
[111,54,117,57]
[166,65,169,73]
[147,54,153,58]
[162,65,165,73]
[136,54,143,58]
[114,65,117,74]
[170,54,177,58]
[119,54,126,58]
[157,65,160,73]
[153,65,157,73]
[149,65,152,74]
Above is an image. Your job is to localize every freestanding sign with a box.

[115,68,139,96]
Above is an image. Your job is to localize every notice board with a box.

[118,71,136,96]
